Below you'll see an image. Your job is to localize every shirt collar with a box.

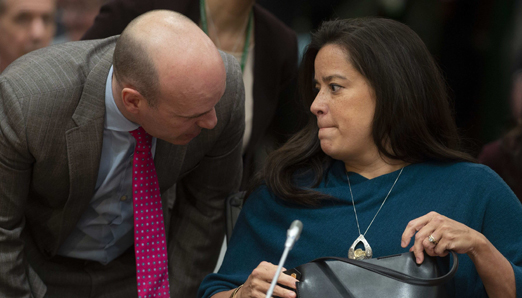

[104,65,140,132]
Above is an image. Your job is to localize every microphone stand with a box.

[266,220,303,298]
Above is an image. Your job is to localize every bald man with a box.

[0,10,244,298]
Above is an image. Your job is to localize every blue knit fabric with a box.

[198,160,522,298]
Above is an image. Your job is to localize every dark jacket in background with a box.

[479,140,522,201]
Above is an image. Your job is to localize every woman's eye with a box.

[330,84,341,92]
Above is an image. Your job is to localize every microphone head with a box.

[287,220,303,241]
[267,220,303,298]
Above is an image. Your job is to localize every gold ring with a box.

[428,234,438,245]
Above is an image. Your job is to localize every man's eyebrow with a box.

[176,108,213,119]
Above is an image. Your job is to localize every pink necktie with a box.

[130,127,170,298]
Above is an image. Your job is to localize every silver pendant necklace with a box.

[346,167,404,260]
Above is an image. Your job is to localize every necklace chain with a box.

[347,167,404,237]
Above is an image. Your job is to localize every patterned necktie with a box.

[130,127,170,298]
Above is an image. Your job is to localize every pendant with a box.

[348,234,373,260]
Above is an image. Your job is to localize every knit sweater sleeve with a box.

[197,185,291,298]
[431,163,522,297]
[476,166,522,298]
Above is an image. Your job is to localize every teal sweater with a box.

[199,161,522,298]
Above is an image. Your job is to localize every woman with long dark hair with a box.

[199,18,522,298]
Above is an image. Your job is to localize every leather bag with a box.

[285,251,458,298]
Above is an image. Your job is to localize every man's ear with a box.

[121,87,145,115]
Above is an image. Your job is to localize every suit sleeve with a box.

[166,54,245,297]
[0,79,44,297]
[82,0,154,40]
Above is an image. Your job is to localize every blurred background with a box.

[53,0,107,43]
[19,0,522,156]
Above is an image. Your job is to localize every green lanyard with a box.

[199,0,253,72]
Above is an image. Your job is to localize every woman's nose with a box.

[310,92,327,116]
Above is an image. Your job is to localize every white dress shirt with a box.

[57,66,157,264]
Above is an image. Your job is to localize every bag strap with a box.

[311,251,458,286]
[315,261,357,298]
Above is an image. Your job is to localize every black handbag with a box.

[285,251,458,298]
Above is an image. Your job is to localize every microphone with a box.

[285,220,303,249]
[266,220,303,298]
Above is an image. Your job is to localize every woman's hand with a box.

[400,211,485,264]
[237,261,298,298]
[400,211,515,298]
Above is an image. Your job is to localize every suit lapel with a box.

[155,139,187,210]
[59,47,114,246]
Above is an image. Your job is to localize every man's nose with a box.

[30,17,47,41]
[196,108,218,130]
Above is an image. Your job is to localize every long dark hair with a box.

[255,18,474,205]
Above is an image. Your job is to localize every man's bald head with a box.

[113,10,226,107]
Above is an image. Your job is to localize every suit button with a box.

[120,195,127,201]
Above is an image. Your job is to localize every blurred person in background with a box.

[479,56,522,201]
[53,0,105,43]
[0,0,56,73]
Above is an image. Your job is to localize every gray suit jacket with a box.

[0,36,245,297]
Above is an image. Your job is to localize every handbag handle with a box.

[310,251,458,286]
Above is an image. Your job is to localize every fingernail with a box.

[416,257,421,264]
